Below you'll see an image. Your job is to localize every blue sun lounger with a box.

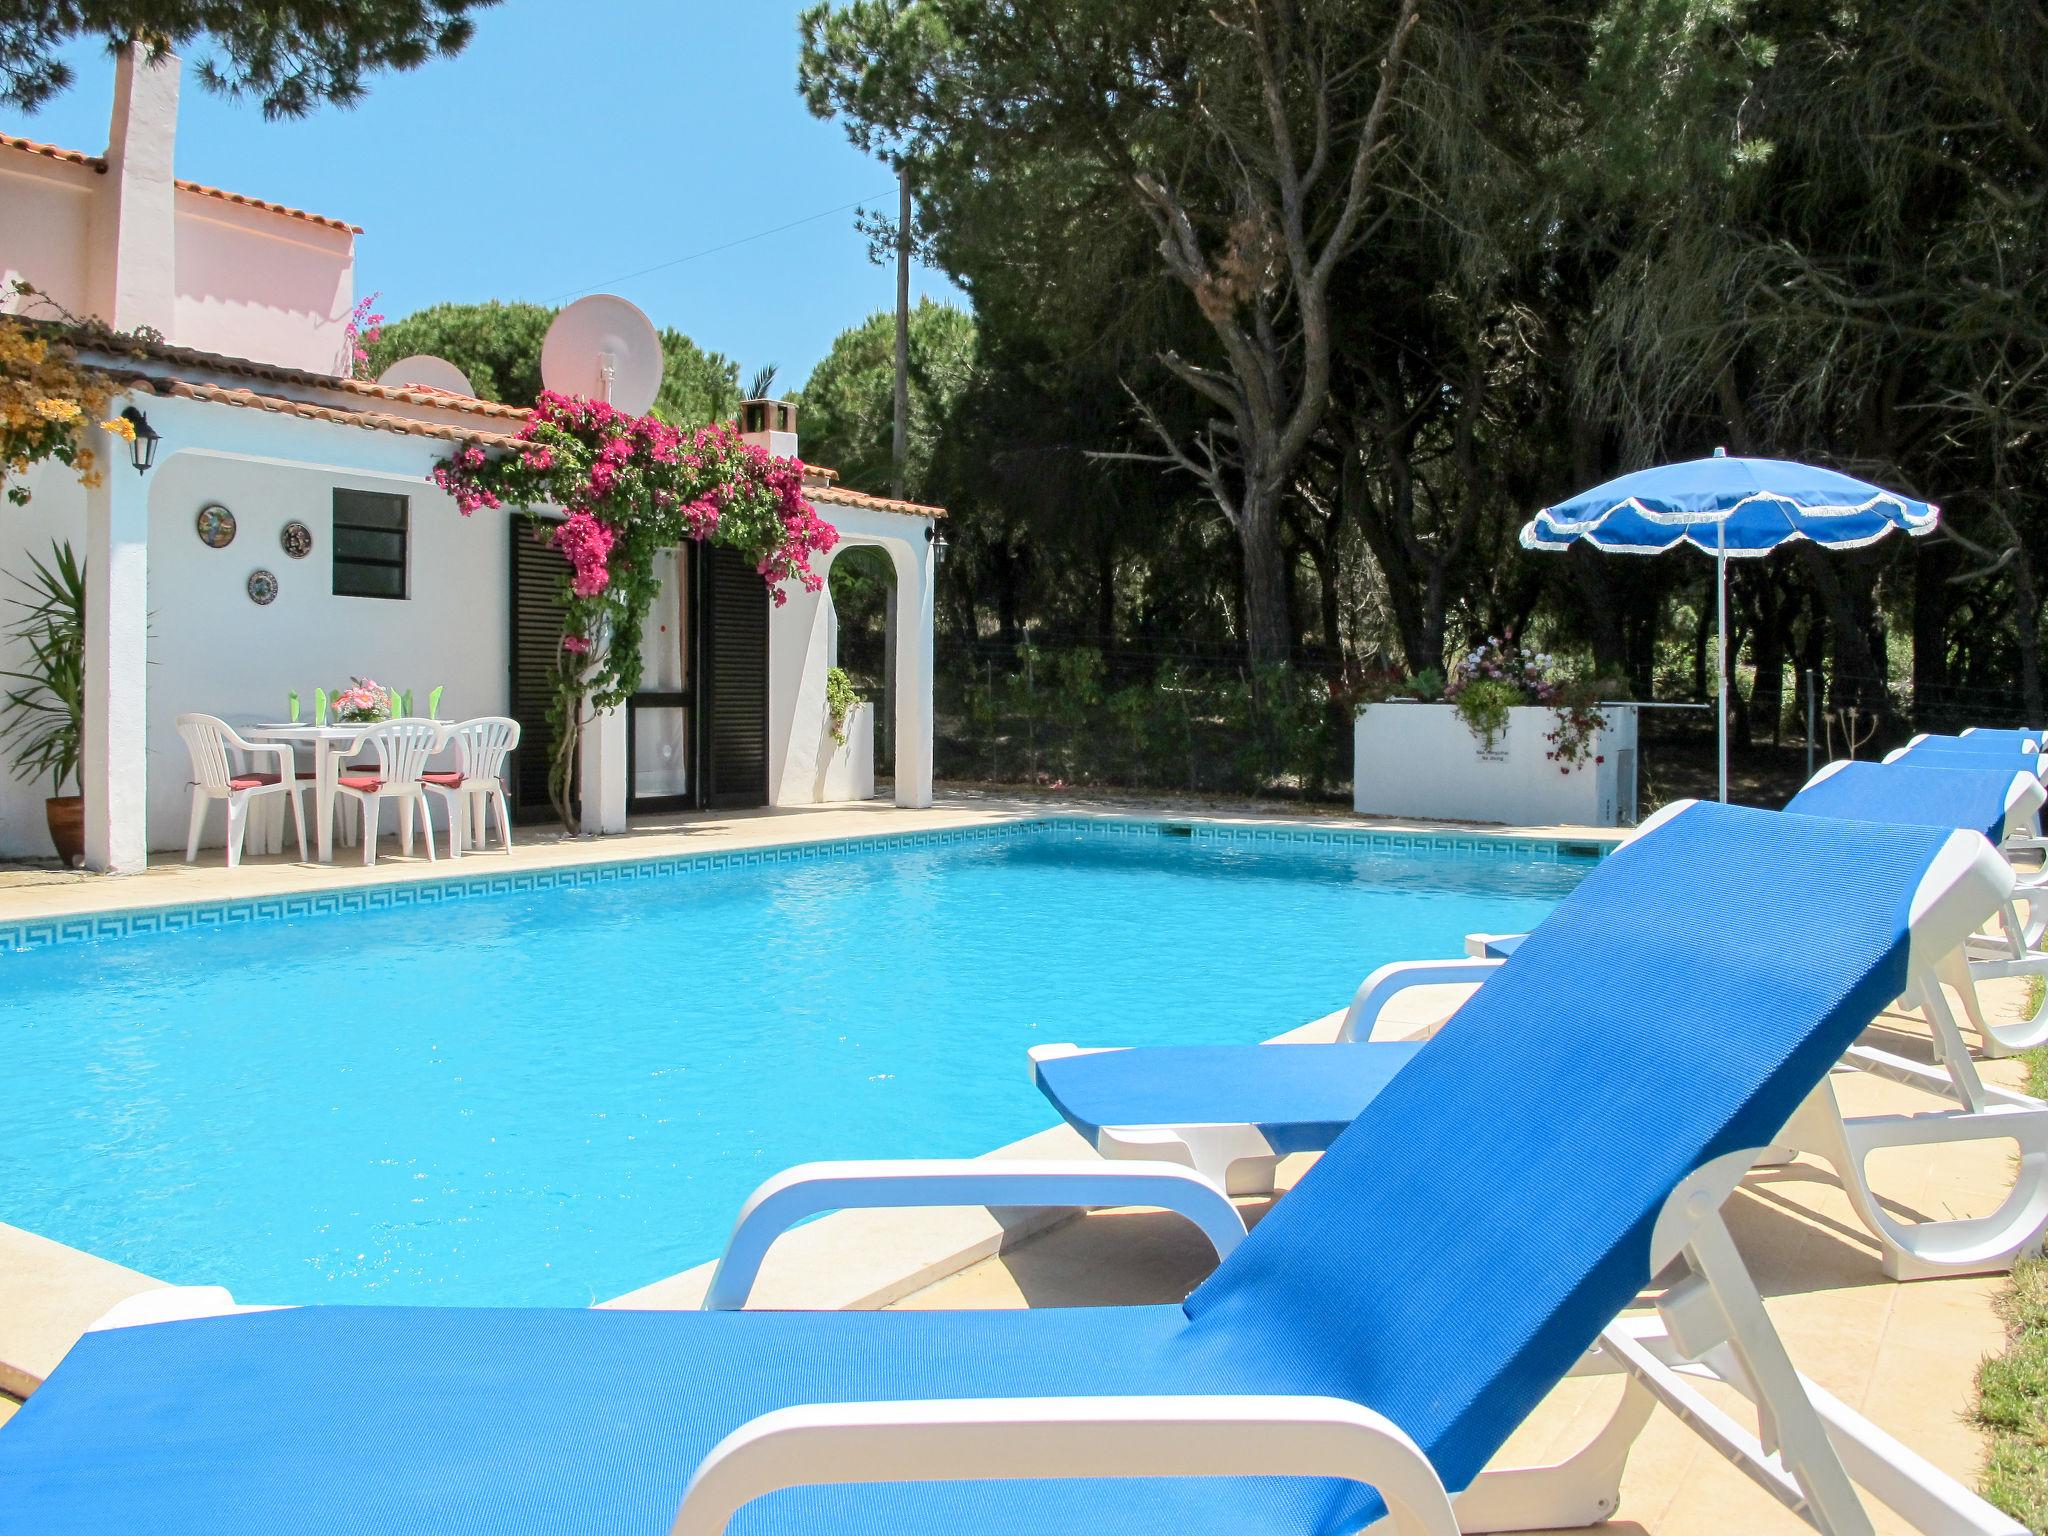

[1949,726,2042,751]
[1812,758,2048,1056]
[1888,739,2048,782]
[1037,777,2048,1282]
[0,805,2023,1536]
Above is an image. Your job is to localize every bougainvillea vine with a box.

[434,390,837,827]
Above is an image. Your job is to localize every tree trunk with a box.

[1749,580,1787,747]
[1910,538,1951,728]
[1798,546,1888,714]
[1094,542,1117,657]
[991,538,1023,650]
[1340,425,1444,677]
[2013,543,2045,725]
[1238,490,1293,670]
[1691,577,1711,703]
[1567,544,1627,679]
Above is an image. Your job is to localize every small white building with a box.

[0,47,941,871]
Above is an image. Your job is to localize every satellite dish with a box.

[541,294,662,416]
[377,354,476,397]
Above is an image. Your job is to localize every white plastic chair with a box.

[176,714,309,868]
[420,717,520,858]
[332,718,446,866]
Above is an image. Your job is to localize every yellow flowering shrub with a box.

[2,283,133,508]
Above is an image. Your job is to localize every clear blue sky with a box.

[5,1,962,389]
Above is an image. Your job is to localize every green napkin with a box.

[288,690,300,723]
[427,684,444,719]
[314,687,328,726]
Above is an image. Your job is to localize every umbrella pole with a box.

[1717,523,1729,803]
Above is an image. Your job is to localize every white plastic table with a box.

[244,723,371,863]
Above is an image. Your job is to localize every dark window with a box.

[332,489,409,600]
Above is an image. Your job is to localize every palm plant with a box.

[0,541,86,794]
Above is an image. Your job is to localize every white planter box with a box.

[818,702,876,802]
[1353,702,1639,827]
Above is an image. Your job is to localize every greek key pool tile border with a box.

[0,816,1605,955]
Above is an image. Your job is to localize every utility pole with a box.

[893,164,911,501]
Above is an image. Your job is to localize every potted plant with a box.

[0,541,86,865]
[824,665,862,745]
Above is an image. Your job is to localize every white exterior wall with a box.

[768,506,935,809]
[0,399,512,858]
[1353,703,1640,828]
[0,458,88,854]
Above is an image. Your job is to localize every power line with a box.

[549,191,896,303]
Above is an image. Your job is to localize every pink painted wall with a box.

[172,190,354,372]
[0,152,356,371]
[0,158,99,316]
[0,44,354,375]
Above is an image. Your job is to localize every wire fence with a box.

[935,636,1348,799]
[924,639,2043,812]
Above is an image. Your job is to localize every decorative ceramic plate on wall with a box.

[195,503,236,548]
[280,520,314,559]
[246,569,279,606]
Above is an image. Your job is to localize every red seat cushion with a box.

[420,771,464,787]
[337,774,384,792]
[227,773,281,791]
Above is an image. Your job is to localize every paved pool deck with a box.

[0,793,2028,1530]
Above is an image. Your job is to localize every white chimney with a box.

[738,398,798,460]
[97,42,180,338]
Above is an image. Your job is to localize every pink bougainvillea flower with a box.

[552,509,617,598]
[561,634,591,655]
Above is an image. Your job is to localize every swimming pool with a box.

[2,820,1594,1306]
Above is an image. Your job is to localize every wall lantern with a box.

[925,522,948,564]
[120,407,161,474]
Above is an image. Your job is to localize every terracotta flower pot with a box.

[45,794,85,868]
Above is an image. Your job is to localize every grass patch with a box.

[1977,1251,2048,1531]
[1975,978,2048,1529]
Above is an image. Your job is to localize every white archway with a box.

[766,506,936,809]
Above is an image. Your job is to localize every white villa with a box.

[0,46,941,873]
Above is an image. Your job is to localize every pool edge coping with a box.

[0,811,1613,955]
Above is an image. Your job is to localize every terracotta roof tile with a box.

[0,133,99,169]
[108,371,529,450]
[811,483,947,518]
[174,179,360,234]
[0,133,360,232]
[62,326,531,423]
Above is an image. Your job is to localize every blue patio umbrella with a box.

[1520,449,1939,802]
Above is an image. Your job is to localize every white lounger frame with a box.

[1042,801,2048,1280]
[1851,754,2048,1056]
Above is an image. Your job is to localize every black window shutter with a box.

[703,543,770,808]
[508,522,571,820]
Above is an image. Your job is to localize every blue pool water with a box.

[2,823,1592,1306]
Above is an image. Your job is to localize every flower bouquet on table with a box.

[330,677,394,726]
